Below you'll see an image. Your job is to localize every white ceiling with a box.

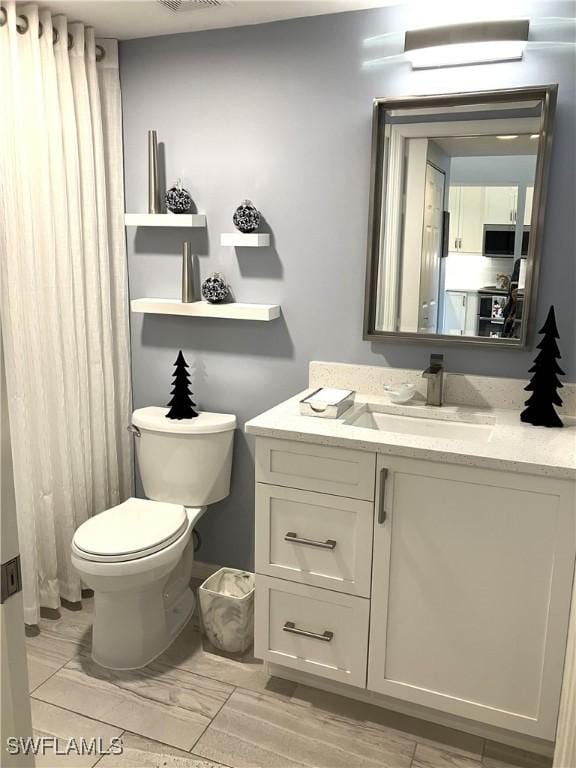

[40,0,394,40]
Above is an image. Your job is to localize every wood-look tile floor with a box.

[27,598,553,768]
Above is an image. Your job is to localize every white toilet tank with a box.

[131,407,236,506]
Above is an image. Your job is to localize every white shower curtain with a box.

[0,2,132,625]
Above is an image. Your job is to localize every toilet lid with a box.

[73,498,188,562]
[132,407,236,435]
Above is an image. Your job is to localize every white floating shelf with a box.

[131,298,280,322]
[124,213,206,227]
[220,232,270,247]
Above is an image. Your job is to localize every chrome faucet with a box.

[422,354,444,407]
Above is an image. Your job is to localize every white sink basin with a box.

[345,407,494,444]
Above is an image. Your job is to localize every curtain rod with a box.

[0,7,106,61]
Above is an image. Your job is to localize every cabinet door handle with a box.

[284,532,336,550]
[378,468,388,524]
[283,621,334,642]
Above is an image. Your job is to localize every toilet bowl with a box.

[71,407,236,670]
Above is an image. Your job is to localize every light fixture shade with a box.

[404,19,529,69]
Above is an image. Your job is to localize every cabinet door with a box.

[368,456,575,739]
[484,185,518,224]
[442,291,466,335]
[448,186,461,250]
[458,186,485,252]
[524,185,534,226]
[464,292,479,335]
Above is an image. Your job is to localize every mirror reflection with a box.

[365,91,554,346]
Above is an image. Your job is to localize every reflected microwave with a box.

[483,224,529,258]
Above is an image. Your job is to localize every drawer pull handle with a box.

[284,532,336,550]
[283,621,334,642]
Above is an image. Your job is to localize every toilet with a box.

[71,406,236,670]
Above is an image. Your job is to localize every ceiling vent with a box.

[158,0,224,11]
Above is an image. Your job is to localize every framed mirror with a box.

[363,86,557,348]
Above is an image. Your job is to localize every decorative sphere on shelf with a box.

[202,273,229,304]
[233,199,260,233]
[165,179,192,214]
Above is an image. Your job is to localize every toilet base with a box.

[91,585,196,671]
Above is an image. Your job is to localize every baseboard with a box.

[267,663,555,758]
[190,559,222,582]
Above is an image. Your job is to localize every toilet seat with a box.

[72,498,190,563]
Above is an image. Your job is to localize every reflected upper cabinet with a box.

[363,86,557,348]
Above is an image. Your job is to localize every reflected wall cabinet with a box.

[484,186,518,224]
[449,186,485,252]
[449,185,520,253]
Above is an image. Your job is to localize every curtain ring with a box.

[0,7,7,27]
[95,43,105,62]
[67,32,72,49]
[52,27,59,45]
[16,13,29,34]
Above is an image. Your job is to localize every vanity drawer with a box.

[255,438,376,501]
[255,575,369,687]
[255,484,373,596]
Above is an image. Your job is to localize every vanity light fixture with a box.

[404,19,530,70]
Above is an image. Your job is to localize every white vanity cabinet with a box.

[253,436,575,742]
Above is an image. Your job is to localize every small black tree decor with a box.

[520,306,564,428]
[166,350,199,420]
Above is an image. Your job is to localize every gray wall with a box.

[450,155,538,185]
[120,4,576,568]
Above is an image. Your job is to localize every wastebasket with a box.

[198,568,255,655]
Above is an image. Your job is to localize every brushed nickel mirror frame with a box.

[363,85,558,349]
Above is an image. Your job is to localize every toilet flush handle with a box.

[127,424,141,438]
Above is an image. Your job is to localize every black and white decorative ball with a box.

[233,200,260,233]
[201,273,229,304]
[165,180,192,214]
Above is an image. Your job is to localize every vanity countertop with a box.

[245,390,576,480]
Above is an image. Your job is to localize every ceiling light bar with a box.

[404,19,530,70]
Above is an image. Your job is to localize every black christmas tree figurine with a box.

[520,306,564,428]
[166,351,199,420]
